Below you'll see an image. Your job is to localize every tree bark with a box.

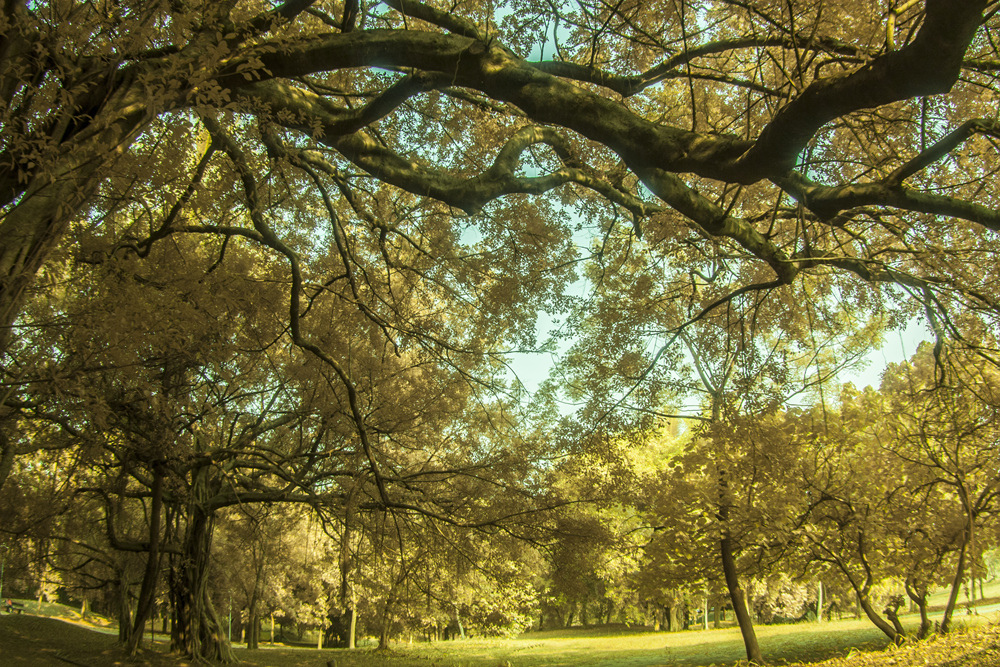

[717,469,763,664]
[884,604,906,640]
[0,429,17,493]
[817,582,823,623]
[246,556,265,650]
[115,567,133,645]
[454,602,466,639]
[941,538,968,634]
[846,574,900,643]
[720,529,763,663]
[0,69,162,358]
[169,466,235,662]
[247,613,260,649]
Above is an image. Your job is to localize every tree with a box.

[875,342,1000,633]
[788,391,914,645]
[3,202,559,660]
[2,0,1000,365]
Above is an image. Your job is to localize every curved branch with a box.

[635,165,796,282]
[732,0,988,179]
[200,114,393,509]
[886,118,1000,185]
[240,80,658,217]
[779,172,1000,233]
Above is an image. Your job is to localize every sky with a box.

[506,315,932,402]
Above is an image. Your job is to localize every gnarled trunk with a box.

[169,467,234,662]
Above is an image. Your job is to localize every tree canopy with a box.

[2,0,1000,663]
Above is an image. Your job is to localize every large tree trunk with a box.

[169,467,235,662]
[127,465,165,655]
[115,567,133,645]
[0,69,160,358]
[245,559,264,650]
[0,174,98,354]
[247,613,260,649]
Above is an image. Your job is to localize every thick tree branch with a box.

[240,80,658,217]
[779,172,1000,233]
[732,0,989,179]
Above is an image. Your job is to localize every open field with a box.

[2,599,999,667]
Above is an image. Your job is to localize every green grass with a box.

[226,620,896,667]
[925,578,1000,610]
[228,611,1000,667]
[2,595,997,666]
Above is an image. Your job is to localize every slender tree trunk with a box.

[941,538,968,634]
[127,465,165,656]
[349,605,357,649]
[454,603,466,639]
[246,559,264,650]
[717,471,763,665]
[856,591,898,642]
[378,610,389,650]
[817,582,823,623]
[0,429,17,494]
[845,571,900,643]
[884,605,906,639]
[720,530,763,663]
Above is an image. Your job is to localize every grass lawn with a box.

[262,621,893,667]
[1,598,998,666]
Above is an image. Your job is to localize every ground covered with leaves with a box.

[2,613,1000,666]
[786,624,1000,667]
